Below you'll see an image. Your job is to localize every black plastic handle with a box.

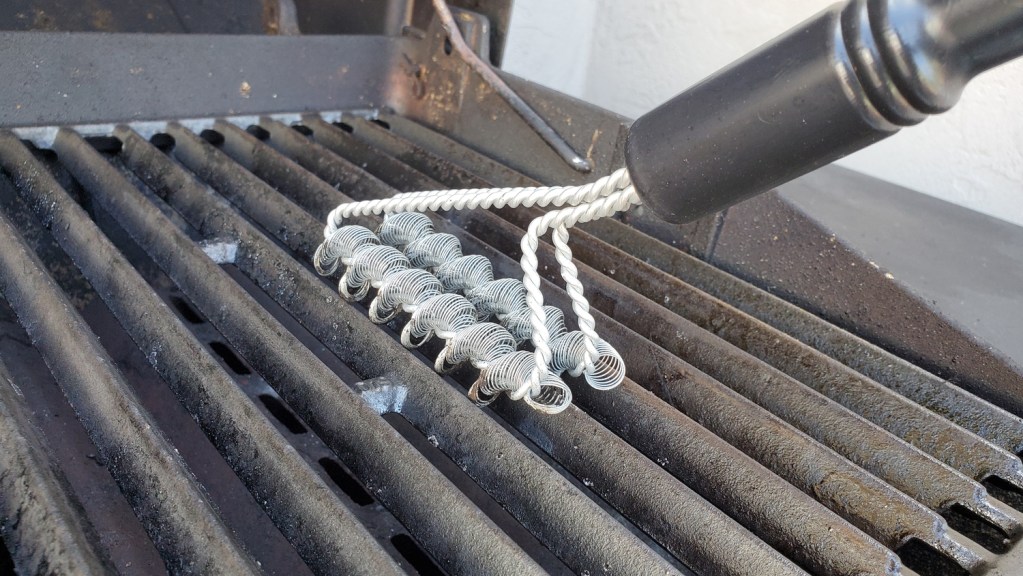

[624,0,1023,223]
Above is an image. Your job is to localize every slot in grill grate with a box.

[0,112,1020,576]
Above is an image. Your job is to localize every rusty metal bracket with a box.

[431,0,592,173]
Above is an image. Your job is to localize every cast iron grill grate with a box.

[0,111,1022,576]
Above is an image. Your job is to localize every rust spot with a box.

[91,9,115,31]
[31,9,57,31]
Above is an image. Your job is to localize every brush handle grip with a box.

[625,0,1023,223]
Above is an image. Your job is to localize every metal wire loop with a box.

[548,330,624,388]
[405,233,463,270]
[314,225,379,275]
[377,212,433,247]
[339,245,409,301]
[435,255,494,293]
[369,268,443,324]
[503,306,566,344]
[435,322,516,372]
[402,293,477,348]
[467,380,499,407]
[522,375,572,414]
[466,278,528,320]
[470,351,571,413]
[583,338,626,390]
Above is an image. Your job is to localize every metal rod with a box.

[555,271,985,569]
[0,162,259,575]
[0,132,402,576]
[379,111,541,185]
[430,0,592,173]
[0,358,109,575]
[200,118,907,576]
[472,386,814,576]
[301,117,448,192]
[340,113,520,188]
[574,377,902,576]
[55,126,544,576]
[125,123,685,576]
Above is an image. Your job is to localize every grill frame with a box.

[0,12,1022,576]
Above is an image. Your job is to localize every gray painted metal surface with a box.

[0,32,406,129]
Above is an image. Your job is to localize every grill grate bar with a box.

[281,117,447,194]
[0,357,109,575]
[0,145,258,575]
[348,114,537,189]
[485,387,811,576]
[59,125,545,576]
[0,133,402,576]
[556,259,985,568]
[212,116,906,576]
[391,373,804,576]
[113,126,683,576]
[583,215,1023,455]
[572,377,901,576]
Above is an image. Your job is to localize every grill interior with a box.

[0,109,1022,576]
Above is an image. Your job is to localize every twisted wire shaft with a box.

[519,188,639,393]
[325,168,631,236]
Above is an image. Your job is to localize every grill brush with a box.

[317,0,1023,413]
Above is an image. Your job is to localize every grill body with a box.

[0,4,1022,576]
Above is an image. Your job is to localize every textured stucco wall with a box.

[502,0,1023,227]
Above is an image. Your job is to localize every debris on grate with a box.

[200,239,239,264]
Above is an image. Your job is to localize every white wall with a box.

[502,0,1023,227]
